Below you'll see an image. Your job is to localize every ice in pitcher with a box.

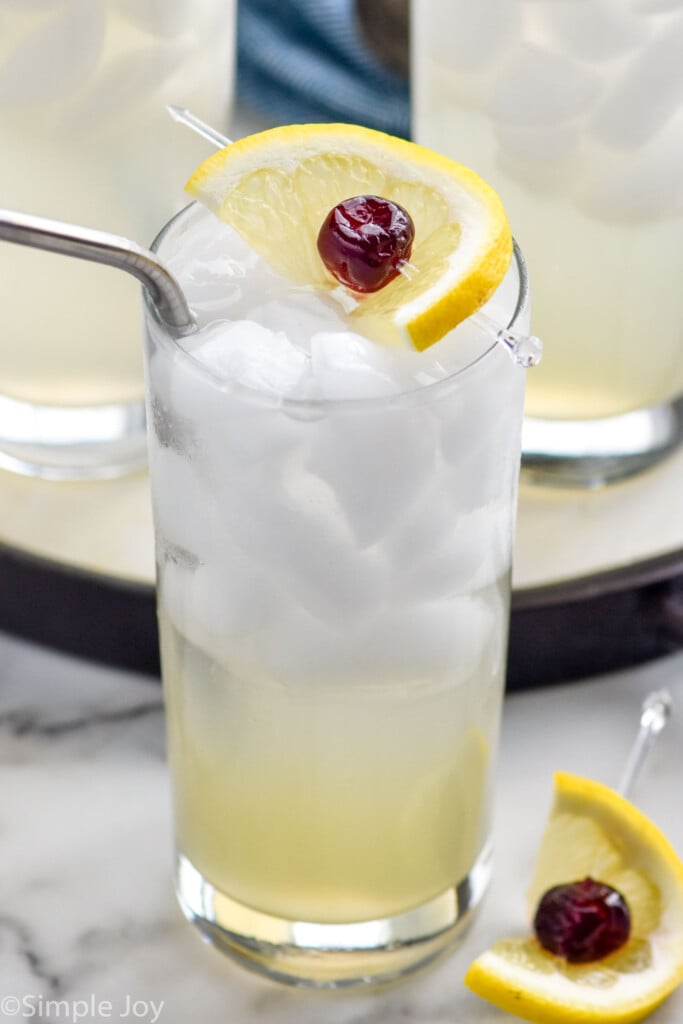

[0,0,232,405]
[413,0,683,421]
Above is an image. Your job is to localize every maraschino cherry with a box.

[317,194,415,293]
[533,877,631,963]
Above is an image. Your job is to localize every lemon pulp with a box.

[185,122,512,350]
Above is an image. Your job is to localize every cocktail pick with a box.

[618,688,674,799]
[166,105,542,368]
[167,104,234,149]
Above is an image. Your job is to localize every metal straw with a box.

[618,689,673,799]
[0,209,196,337]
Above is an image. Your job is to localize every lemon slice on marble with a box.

[185,122,512,350]
[465,772,683,1024]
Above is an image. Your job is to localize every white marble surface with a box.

[1,630,682,1023]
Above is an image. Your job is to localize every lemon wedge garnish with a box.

[185,122,512,351]
[465,772,683,1024]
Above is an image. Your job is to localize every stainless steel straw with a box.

[0,209,196,337]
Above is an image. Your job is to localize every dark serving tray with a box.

[4,538,683,690]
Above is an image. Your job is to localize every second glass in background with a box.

[412,0,683,485]
[0,0,235,478]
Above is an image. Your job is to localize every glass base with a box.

[175,846,492,988]
[0,395,148,480]
[521,396,683,487]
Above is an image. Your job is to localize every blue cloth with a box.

[237,0,410,138]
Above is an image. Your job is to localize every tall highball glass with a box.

[143,202,532,987]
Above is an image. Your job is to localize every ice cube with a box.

[532,0,646,62]
[219,459,387,625]
[57,37,192,134]
[435,345,525,509]
[589,16,683,148]
[0,0,106,106]
[496,147,576,195]
[420,0,522,72]
[488,42,601,126]
[384,480,513,601]
[259,596,496,687]
[167,213,250,273]
[493,123,580,192]
[191,320,311,398]
[159,338,307,483]
[245,294,350,355]
[310,331,401,399]
[578,117,683,219]
[114,0,195,38]
[381,479,461,574]
[148,439,215,562]
[493,122,581,173]
[168,226,258,321]
[172,214,352,339]
[159,548,283,663]
[255,608,345,686]
[405,504,512,600]
[306,402,437,547]
[148,348,199,458]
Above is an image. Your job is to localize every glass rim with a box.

[144,201,530,412]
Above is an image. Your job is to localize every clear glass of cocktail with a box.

[142,125,534,987]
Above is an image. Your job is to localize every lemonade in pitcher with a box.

[0,0,233,473]
[412,0,683,479]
